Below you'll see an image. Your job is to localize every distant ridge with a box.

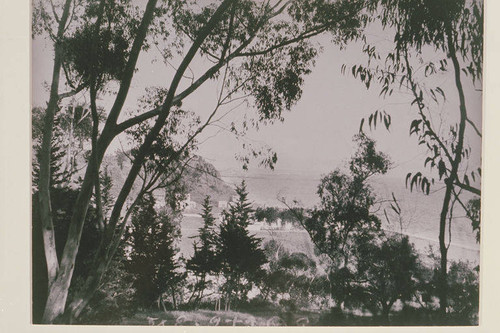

[182,155,235,206]
[102,152,235,210]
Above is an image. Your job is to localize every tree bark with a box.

[41,0,159,323]
[64,256,109,322]
[38,0,73,291]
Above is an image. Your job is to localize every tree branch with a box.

[237,26,327,57]
[403,50,455,166]
[49,0,60,23]
[102,0,160,129]
[466,117,482,138]
[454,181,481,196]
[57,85,85,99]
[105,0,233,253]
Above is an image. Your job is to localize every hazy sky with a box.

[32,21,482,180]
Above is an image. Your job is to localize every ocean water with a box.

[215,172,480,264]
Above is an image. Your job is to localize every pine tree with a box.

[187,196,219,305]
[224,180,253,227]
[217,181,267,310]
[128,193,184,309]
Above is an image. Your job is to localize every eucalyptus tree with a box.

[33,0,372,323]
[302,134,391,309]
[344,0,483,315]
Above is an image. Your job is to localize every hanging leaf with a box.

[438,160,446,180]
[410,119,422,135]
[384,209,391,224]
[410,172,422,192]
[383,114,391,130]
[436,87,446,101]
[391,192,401,213]
[464,174,470,186]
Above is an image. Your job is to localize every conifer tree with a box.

[187,196,220,305]
[128,193,184,308]
[32,109,69,191]
[217,181,266,310]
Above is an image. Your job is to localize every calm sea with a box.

[217,172,480,264]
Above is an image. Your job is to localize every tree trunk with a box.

[64,292,93,324]
[37,0,73,293]
[68,0,232,317]
[64,257,109,322]
[381,308,389,323]
[42,161,98,323]
[171,286,177,310]
[436,22,470,319]
[41,280,69,324]
[382,301,394,325]
[438,181,452,318]
[40,0,159,322]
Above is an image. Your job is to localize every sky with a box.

[31,16,483,182]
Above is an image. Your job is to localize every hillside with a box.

[182,155,236,206]
[102,152,235,211]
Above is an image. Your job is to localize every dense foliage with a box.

[31,0,481,325]
[301,135,390,308]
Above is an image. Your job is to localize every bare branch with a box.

[237,27,328,58]
[90,86,105,233]
[58,84,86,99]
[49,0,60,23]
[466,117,482,138]
[454,181,481,196]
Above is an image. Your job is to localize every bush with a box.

[76,257,136,325]
[261,240,320,309]
[447,261,479,325]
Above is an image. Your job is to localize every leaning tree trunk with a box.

[36,0,74,323]
[41,149,102,323]
[41,0,159,322]
[42,0,233,322]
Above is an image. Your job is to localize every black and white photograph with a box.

[26,0,485,327]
